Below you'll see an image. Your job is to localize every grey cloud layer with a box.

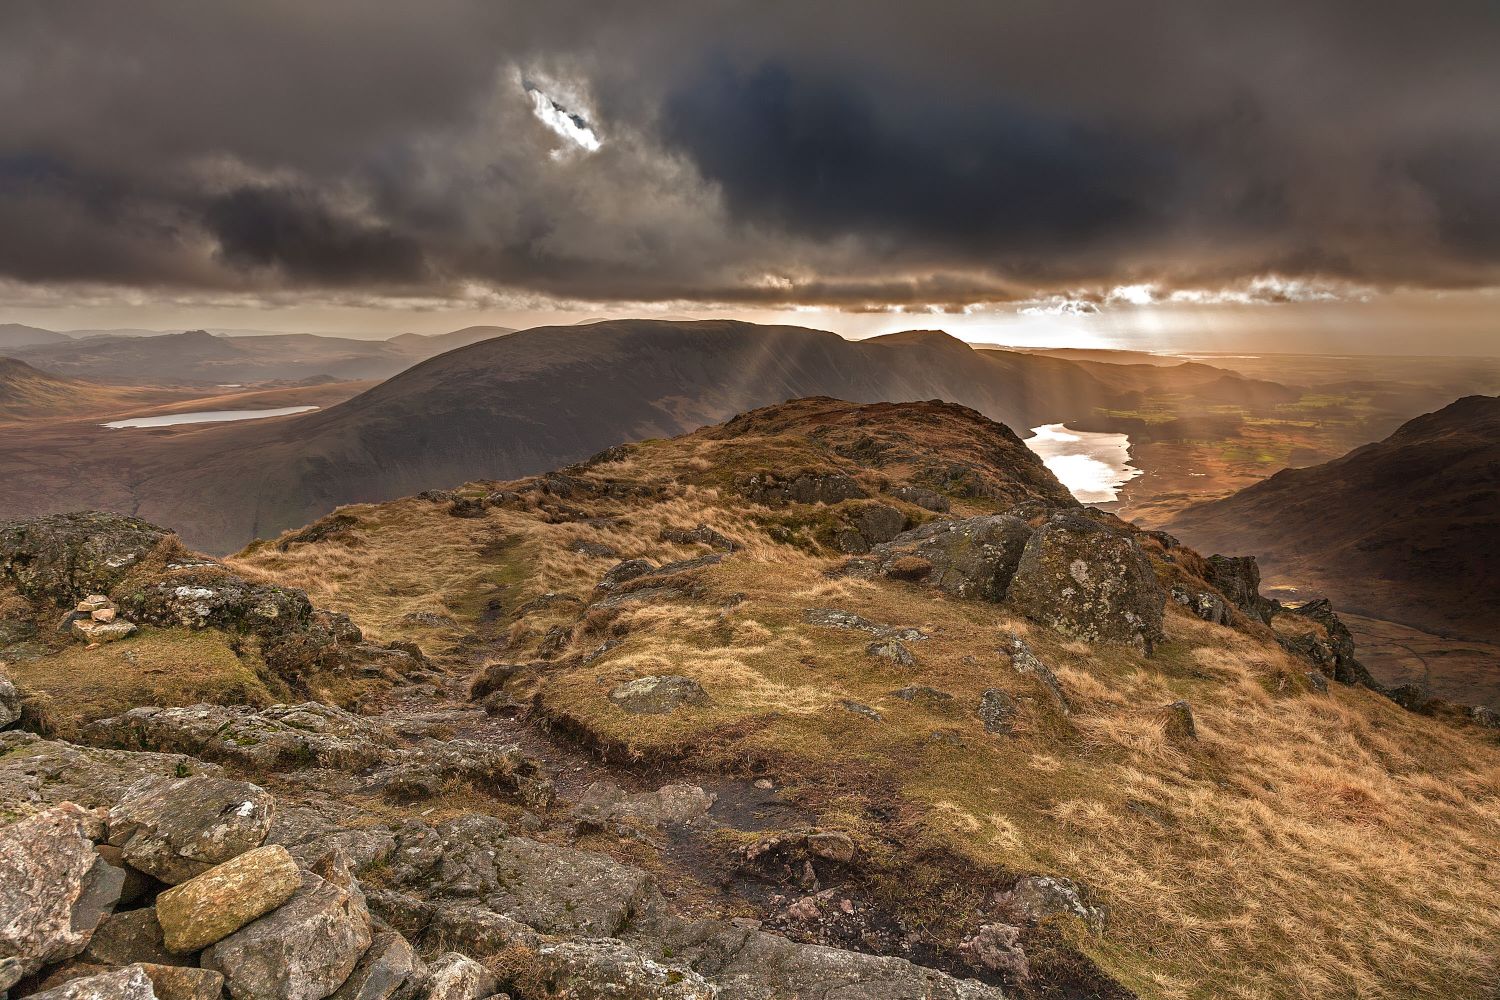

[1,0,1497,306]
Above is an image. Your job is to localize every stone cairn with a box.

[69,595,138,646]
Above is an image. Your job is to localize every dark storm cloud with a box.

[0,0,1498,305]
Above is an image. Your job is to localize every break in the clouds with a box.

[0,1,1498,311]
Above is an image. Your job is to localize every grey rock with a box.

[978,690,1020,735]
[0,512,168,605]
[959,923,1029,980]
[572,781,716,830]
[1305,671,1329,694]
[853,504,907,545]
[889,485,950,513]
[1006,515,1166,654]
[0,665,20,729]
[1472,705,1499,728]
[26,964,160,1000]
[839,700,883,722]
[865,639,916,667]
[608,676,709,715]
[1281,599,1376,688]
[1003,636,1070,715]
[1170,585,1233,626]
[870,516,1034,602]
[889,686,954,708]
[1203,554,1278,624]
[372,739,553,809]
[1161,700,1197,742]
[0,804,120,989]
[801,608,926,642]
[419,953,495,1000]
[993,875,1105,936]
[535,938,718,999]
[660,524,737,551]
[596,559,657,591]
[107,775,275,883]
[82,908,176,966]
[569,538,620,558]
[0,731,223,812]
[330,931,427,1000]
[201,865,372,1000]
[742,472,868,505]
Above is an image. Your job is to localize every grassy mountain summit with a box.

[194,396,1500,999]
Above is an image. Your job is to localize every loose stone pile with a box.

[67,596,137,646]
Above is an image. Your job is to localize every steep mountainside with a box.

[3,398,1495,1000]
[1169,395,1500,642]
[0,358,183,421]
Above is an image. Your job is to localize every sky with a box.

[1,1,1497,354]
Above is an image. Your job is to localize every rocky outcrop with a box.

[0,513,168,606]
[1275,599,1376,687]
[740,471,869,505]
[1006,515,1166,654]
[1170,585,1233,626]
[888,485,950,513]
[0,664,20,729]
[867,516,1034,602]
[1202,555,1278,624]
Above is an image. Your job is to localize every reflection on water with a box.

[102,405,318,429]
[1025,423,1143,503]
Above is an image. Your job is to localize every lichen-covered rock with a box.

[200,861,371,1000]
[959,922,1029,980]
[69,618,139,643]
[1170,585,1233,626]
[86,703,400,773]
[608,675,708,715]
[993,875,1105,936]
[741,472,868,505]
[1003,636,1069,715]
[660,524,738,551]
[870,516,1034,602]
[596,559,658,591]
[978,689,1019,735]
[853,504,907,546]
[865,638,916,667]
[1472,705,1500,729]
[535,938,718,999]
[107,775,275,883]
[888,485,949,513]
[329,931,426,1000]
[0,731,222,813]
[0,804,123,990]
[137,964,225,1000]
[1280,599,1376,687]
[25,964,160,1000]
[419,953,496,1000]
[374,739,553,809]
[82,908,176,966]
[802,608,926,642]
[155,844,304,954]
[571,781,716,831]
[0,513,168,606]
[1203,554,1278,624]
[1006,515,1166,654]
[0,664,20,729]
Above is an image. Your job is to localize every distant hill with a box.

[7,327,500,385]
[0,323,72,349]
[1169,394,1500,641]
[0,319,1299,552]
[0,357,180,420]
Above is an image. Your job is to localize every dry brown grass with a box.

[230,410,1500,1000]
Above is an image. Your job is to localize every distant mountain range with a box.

[1170,394,1500,642]
[0,325,513,385]
[0,319,1305,552]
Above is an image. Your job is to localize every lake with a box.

[1024,423,1143,503]
[102,405,318,429]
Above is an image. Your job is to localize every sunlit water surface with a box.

[102,406,318,429]
[1024,423,1143,503]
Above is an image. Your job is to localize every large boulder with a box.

[200,858,372,1000]
[155,844,304,953]
[1006,515,1166,654]
[107,775,276,883]
[534,938,718,999]
[420,953,495,1000]
[0,513,168,606]
[869,516,1034,602]
[0,731,223,812]
[0,804,124,990]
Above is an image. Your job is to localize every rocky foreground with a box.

[2,398,1498,1000]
